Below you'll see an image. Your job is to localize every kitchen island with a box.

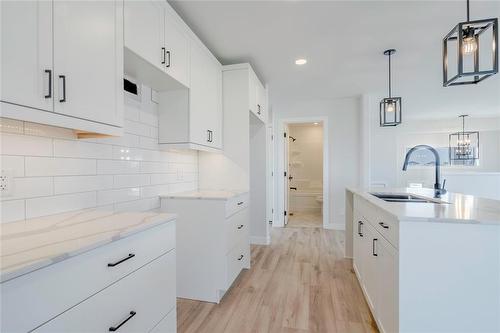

[345,187,500,333]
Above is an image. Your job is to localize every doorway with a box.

[279,119,328,228]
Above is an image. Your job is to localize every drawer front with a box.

[354,195,398,248]
[150,308,176,333]
[225,241,250,289]
[225,208,249,253]
[225,193,249,218]
[1,221,175,333]
[35,250,176,333]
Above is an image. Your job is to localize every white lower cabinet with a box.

[161,192,250,303]
[1,221,176,333]
[150,308,177,333]
[35,251,175,333]
[353,196,398,333]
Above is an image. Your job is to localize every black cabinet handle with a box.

[237,224,244,229]
[108,253,135,267]
[257,104,261,115]
[237,201,244,206]
[109,311,136,332]
[59,75,66,102]
[237,254,244,261]
[161,47,166,64]
[207,130,211,142]
[44,69,52,98]
[379,222,389,229]
[210,130,213,142]
[166,50,171,68]
[358,221,364,237]
[372,239,378,257]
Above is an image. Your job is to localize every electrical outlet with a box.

[0,169,14,197]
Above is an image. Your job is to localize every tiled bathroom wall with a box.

[0,85,198,223]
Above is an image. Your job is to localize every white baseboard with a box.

[250,235,270,245]
[324,223,345,231]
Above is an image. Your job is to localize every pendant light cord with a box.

[466,0,470,22]
[388,52,392,98]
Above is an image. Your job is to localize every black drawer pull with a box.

[378,222,389,229]
[108,253,135,267]
[372,238,378,257]
[161,47,166,64]
[358,221,364,237]
[238,254,244,261]
[166,50,171,68]
[109,311,136,331]
[44,69,52,98]
[237,224,244,229]
[237,201,244,206]
[59,75,66,102]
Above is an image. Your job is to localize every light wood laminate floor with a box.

[287,212,323,228]
[177,227,378,333]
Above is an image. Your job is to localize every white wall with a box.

[274,97,361,230]
[0,85,198,223]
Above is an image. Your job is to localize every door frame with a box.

[275,116,329,229]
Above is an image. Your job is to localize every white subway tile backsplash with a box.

[0,85,198,221]
[26,157,96,176]
[97,160,140,174]
[114,174,150,188]
[1,133,53,156]
[1,177,53,201]
[1,155,25,177]
[54,140,112,159]
[1,200,25,223]
[54,175,114,195]
[97,188,141,205]
[26,192,97,219]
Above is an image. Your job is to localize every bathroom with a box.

[287,122,324,227]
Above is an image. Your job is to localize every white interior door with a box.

[1,1,53,112]
[283,126,290,226]
[53,0,122,127]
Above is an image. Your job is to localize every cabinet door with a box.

[53,0,123,127]
[189,42,215,146]
[124,0,165,71]
[209,57,223,149]
[362,222,378,311]
[1,1,53,112]
[164,12,190,87]
[375,236,398,333]
[352,215,365,282]
[248,70,257,116]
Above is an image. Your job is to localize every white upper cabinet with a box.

[1,0,124,136]
[248,69,267,123]
[1,1,53,112]
[164,8,190,87]
[124,1,189,89]
[158,41,222,152]
[124,0,165,72]
[53,0,123,128]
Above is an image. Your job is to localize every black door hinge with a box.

[284,132,287,138]
[284,211,287,216]
[284,171,287,177]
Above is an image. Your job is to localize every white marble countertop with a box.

[160,190,248,201]
[0,208,176,283]
[347,187,500,225]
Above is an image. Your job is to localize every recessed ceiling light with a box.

[295,58,307,65]
[313,122,319,125]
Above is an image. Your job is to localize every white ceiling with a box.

[169,0,500,119]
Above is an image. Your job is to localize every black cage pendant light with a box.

[443,0,498,86]
[449,115,479,165]
[379,49,402,127]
